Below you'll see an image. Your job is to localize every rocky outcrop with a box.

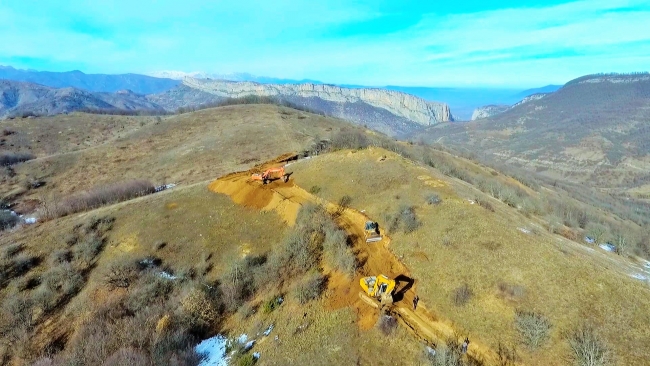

[510,93,547,108]
[471,105,509,120]
[181,78,452,127]
[471,93,549,120]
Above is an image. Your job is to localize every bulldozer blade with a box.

[366,236,382,243]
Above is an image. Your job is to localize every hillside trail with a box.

[208,154,499,365]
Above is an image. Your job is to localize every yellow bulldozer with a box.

[364,221,382,243]
[360,274,396,307]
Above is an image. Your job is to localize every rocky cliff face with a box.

[182,78,452,127]
[471,104,510,120]
[471,93,549,120]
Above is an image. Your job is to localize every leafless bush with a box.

[385,205,421,234]
[323,225,355,276]
[514,311,551,349]
[0,151,35,166]
[475,197,495,212]
[103,347,153,366]
[0,210,19,231]
[34,264,84,312]
[1,243,23,258]
[376,314,398,336]
[497,282,525,299]
[103,258,140,289]
[568,325,612,366]
[48,249,72,266]
[427,344,464,366]
[0,254,40,287]
[73,235,105,268]
[55,180,155,217]
[330,130,370,151]
[453,284,473,306]
[427,194,442,205]
[293,270,326,304]
[181,287,221,324]
[124,272,173,313]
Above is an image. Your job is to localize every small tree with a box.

[586,223,608,244]
[612,232,628,255]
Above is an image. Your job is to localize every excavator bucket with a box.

[364,221,382,243]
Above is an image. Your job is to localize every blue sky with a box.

[1,0,649,87]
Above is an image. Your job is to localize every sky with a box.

[0,0,649,87]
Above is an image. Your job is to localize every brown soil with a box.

[208,155,499,365]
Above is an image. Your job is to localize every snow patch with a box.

[584,236,595,244]
[262,324,274,336]
[158,271,178,280]
[599,243,616,252]
[195,335,229,366]
[518,227,531,234]
[630,273,648,281]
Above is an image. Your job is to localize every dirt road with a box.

[208,156,499,365]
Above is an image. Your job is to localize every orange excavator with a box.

[251,166,289,184]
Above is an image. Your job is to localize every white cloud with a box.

[0,0,648,86]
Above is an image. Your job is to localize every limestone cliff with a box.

[182,78,452,127]
[471,105,509,120]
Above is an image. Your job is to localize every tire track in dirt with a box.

[208,156,499,365]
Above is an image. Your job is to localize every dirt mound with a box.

[207,155,499,365]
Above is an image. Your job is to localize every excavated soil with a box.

[208,156,499,365]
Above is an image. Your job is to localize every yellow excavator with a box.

[360,274,396,307]
[251,166,289,184]
[364,221,382,243]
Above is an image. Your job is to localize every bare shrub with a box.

[55,180,155,217]
[221,256,265,312]
[48,249,72,266]
[0,151,35,166]
[376,314,398,336]
[2,243,23,258]
[181,287,221,324]
[498,282,526,299]
[103,347,153,366]
[568,325,612,366]
[385,205,421,234]
[330,130,369,151]
[427,344,464,366]
[124,272,173,313]
[427,194,442,205]
[103,258,140,289]
[323,225,355,276]
[34,264,84,312]
[475,197,495,212]
[586,223,609,244]
[293,270,326,304]
[309,185,321,194]
[514,311,551,349]
[453,284,473,306]
[0,210,19,231]
[0,254,40,287]
[73,235,104,268]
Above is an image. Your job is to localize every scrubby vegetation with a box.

[0,151,35,166]
[568,325,612,366]
[42,179,155,218]
[514,311,551,350]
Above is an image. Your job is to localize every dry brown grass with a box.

[290,147,650,365]
[3,105,356,207]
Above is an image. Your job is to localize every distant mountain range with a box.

[0,65,561,121]
[0,77,453,136]
[410,73,650,190]
[0,65,179,94]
